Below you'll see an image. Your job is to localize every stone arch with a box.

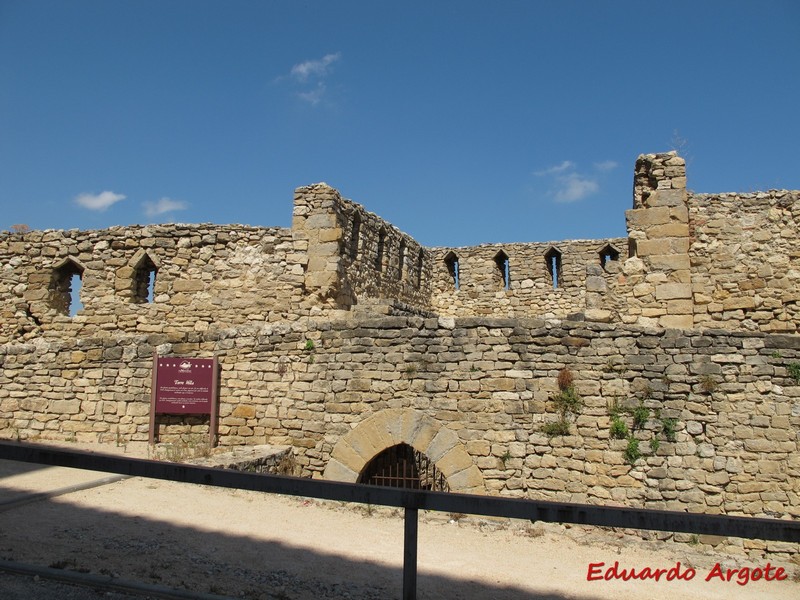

[323,408,485,494]
[49,257,86,315]
[129,250,161,303]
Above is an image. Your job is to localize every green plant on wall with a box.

[661,417,678,442]
[607,393,678,466]
[609,414,628,439]
[631,402,650,430]
[624,437,641,465]
[787,362,800,383]
[541,367,582,436]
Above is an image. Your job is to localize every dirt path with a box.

[0,447,797,599]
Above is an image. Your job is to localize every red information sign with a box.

[150,356,220,447]
[154,357,216,414]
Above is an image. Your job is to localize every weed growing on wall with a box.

[699,375,718,393]
[661,417,678,442]
[541,368,581,436]
[608,395,679,466]
[624,438,641,464]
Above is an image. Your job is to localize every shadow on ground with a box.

[0,472,605,600]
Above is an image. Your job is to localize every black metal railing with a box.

[1,441,798,599]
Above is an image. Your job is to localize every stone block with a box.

[481,378,515,392]
[303,213,338,229]
[435,446,474,475]
[636,239,671,256]
[330,440,365,472]
[409,422,439,454]
[648,223,690,238]
[655,283,692,300]
[648,254,691,271]
[666,299,693,314]
[466,440,491,456]
[323,458,358,483]
[424,427,459,462]
[585,276,606,292]
[172,279,205,292]
[585,309,613,323]
[232,405,256,419]
[648,189,686,207]
[445,465,484,492]
[659,315,693,329]
[317,228,342,243]
[49,399,81,414]
[625,207,671,228]
[722,297,756,311]
[669,205,689,222]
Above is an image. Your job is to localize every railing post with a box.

[403,507,418,600]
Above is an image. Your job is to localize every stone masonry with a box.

[1,152,798,555]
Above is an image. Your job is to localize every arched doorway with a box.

[358,443,449,491]
[323,408,485,495]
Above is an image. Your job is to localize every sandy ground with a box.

[0,443,798,600]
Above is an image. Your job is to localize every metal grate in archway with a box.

[358,443,450,492]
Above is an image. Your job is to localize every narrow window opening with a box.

[49,259,84,316]
[133,254,158,304]
[416,250,424,289]
[444,251,460,290]
[69,274,83,316]
[398,240,406,281]
[599,244,620,270]
[349,213,361,259]
[376,229,385,272]
[494,251,510,291]
[545,248,562,289]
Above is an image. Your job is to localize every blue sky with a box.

[1,1,798,248]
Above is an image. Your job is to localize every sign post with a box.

[149,356,219,447]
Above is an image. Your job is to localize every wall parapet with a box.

[4,152,799,334]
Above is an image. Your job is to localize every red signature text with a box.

[587,561,787,586]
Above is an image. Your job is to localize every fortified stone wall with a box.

[292,183,433,313]
[3,153,799,335]
[1,152,799,556]
[689,190,800,332]
[0,224,305,344]
[1,316,798,530]
[429,238,628,321]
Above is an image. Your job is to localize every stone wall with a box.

[0,224,305,344]
[3,153,799,335]
[689,190,800,332]
[2,315,798,525]
[2,152,800,556]
[429,238,628,322]
[292,183,433,313]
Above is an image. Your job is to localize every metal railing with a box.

[1,441,798,599]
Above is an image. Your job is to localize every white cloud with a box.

[534,161,574,177]
[533,160,606,203]
[143,197,188,217]
[290,52,341,82]
[553,173,599,203]
[298,82,327,105]
[74,190,126,211]
[593,160,618,172]
[279,52,342,106]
